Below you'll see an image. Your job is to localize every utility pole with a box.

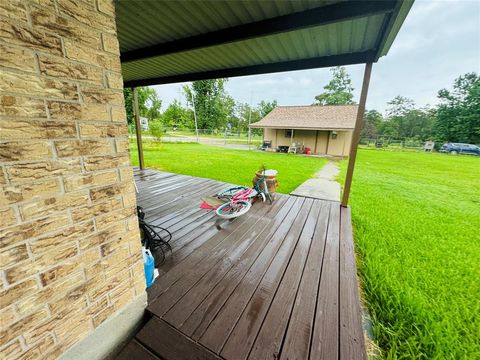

[248,91,253,150]
[247,105,252,150]
[191,90,199,143]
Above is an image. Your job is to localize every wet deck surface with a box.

[117,168,366,360]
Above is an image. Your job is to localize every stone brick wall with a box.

[0,1,145,358]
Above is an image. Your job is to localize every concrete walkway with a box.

[290,161,341,202]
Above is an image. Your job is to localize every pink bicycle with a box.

[215,186,257,219]
[215,166,273,219]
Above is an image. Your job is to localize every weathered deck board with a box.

[163,196,288,329]
[117,169,366,360]
[248,200,323,360]
[148,200,285,319]
[220,199,314,359]
[137,317,221,360]
[147,199,270,302]
[147,202,276,311]
[199,197,306,353]
[116,339,159,360]
[180,196,295,338]
[310,204,340,359]
[339,207,367,360]
[280,201,331,359]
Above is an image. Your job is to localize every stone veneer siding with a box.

[0,1,145,359]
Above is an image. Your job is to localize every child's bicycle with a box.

[215,166,273,219]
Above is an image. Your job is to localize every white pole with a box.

[191,90,199,143]
[247,91,253,150]
[248,105,252,150]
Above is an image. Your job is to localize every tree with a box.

[123,87,162,124]
[183,79,231,130]
[400,107,435,139]
[381,96,436,140]
[314,66,355,105]
[222,95,237,130]
[434,73,480,144]
[386,95,415,118]
[161,100,193,128]
[258,100,278,118]
[123,88,135,124]
[233,103,261,132]
[146,92,162,121]
[148,120,164,141]
[383,96,415,138]
[361,110,383,138]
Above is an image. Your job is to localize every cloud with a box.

[152,0,479,115]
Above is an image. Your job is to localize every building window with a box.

[285,129,292,138]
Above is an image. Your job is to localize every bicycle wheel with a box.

[216,200,251,219]
[259,192,266,202]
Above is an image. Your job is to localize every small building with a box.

[250,105,358,156]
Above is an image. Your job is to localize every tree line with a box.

[124,67,479,145]
[123,79,277,135]
[315,67,479,145]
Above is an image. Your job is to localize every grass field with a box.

[340,150,480,359]
[130,141,327,193]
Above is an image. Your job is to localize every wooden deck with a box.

[117,168,366,360]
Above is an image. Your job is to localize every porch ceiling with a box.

[114,0,414,87]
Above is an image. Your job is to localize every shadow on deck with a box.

[117,168,366,360]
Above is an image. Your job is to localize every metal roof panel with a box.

[115,0,413,86]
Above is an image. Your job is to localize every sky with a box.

[150,0,480,115]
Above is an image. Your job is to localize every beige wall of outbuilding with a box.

[0,1,145,359]
[326,130,353,156]
[263,128,352,156]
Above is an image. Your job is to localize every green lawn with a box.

[340,150,480,359]
[130,141,327,193]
